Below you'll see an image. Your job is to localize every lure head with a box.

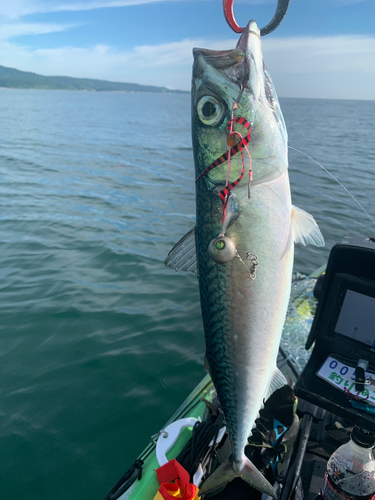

[208,235,237,263]
[192,20,288,190]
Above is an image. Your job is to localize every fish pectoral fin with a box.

[199,455,276,499]
[291,206,325,247]
[164,227,198,276]
[264,367,288,402]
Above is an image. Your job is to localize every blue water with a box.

[0,89,374,499]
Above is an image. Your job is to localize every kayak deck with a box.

[105,273,321,500]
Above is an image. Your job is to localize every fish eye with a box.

[197,96,224,126]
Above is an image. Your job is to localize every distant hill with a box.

[0,65,186,93]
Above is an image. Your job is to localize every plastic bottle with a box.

[322,426,375,500]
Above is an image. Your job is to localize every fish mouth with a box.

[235,20,263,96]
[192,21,263,94]
[193,21,264,97]
[237,19,261,45]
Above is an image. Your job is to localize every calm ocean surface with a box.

[0,89,374,499]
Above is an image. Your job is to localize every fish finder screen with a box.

[335,289,375,348]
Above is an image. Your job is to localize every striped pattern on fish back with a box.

[195,180,244,454]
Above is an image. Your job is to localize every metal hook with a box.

[223,0,290,35]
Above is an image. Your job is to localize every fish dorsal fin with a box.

[264,367,287,402]
[164,227,198,276]
[292,206,325,247]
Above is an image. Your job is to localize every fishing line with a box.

[195,116,252,224]
[289,145,375,226]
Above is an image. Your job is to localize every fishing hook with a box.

[223,0,290,35]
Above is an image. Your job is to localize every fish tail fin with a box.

[239,455,276,499]
[199,454,276,499]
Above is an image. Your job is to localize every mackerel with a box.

[166,19,324,497]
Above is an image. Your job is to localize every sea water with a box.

[0,89,374,499]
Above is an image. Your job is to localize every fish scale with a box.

[196,185,244,448]
[165,18,324,497]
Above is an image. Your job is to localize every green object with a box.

[104,273,320,500]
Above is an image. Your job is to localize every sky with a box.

[0,0,374,99]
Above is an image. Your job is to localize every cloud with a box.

[0,22,78,40]
[330,0,370,5]
[262,35,375,99]
[0,0,371,20]
[0,34,374,99]
[38,0,174,12]
[0,1,41,20]
[0,37,233,78]
[0,0,186,19]
[262,35,375,75]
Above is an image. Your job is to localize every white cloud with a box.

[0,22,78,40]
[37,0,174,13]
[261,35,375,99]
[0,34,374,99]
[0,1,41,20]
[331,0,369,5]
[0,0,185,19]
[263,35,375,74]
[0,37,233,78]
[263,35,375,76]
[0,0,370,20]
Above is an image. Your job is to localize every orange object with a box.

[227,134,238,147]
[153,459,200,500]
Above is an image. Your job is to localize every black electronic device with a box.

[295,236,375,432]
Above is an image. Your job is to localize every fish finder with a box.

[295,236,375,431]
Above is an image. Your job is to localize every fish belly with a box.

[197,173,293,459]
